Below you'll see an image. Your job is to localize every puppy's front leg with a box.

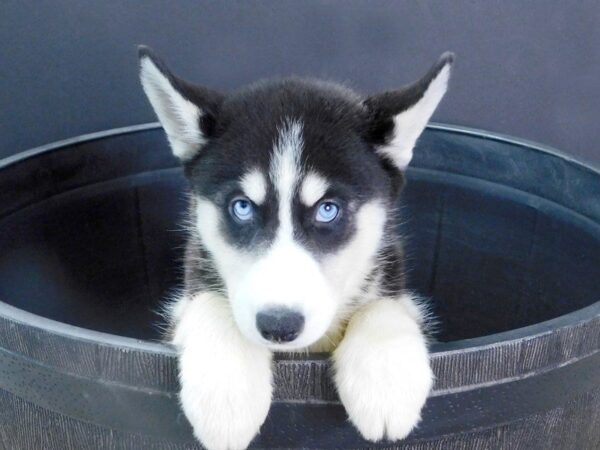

[333,295,433,442]
[171,292,273,450]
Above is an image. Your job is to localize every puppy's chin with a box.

[264,341,312,353]
[240,328,328,352]
[261,330,326,352]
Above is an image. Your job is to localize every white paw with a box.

[179,362,272,450]
[172,294,273,450]
[333,298,433,442]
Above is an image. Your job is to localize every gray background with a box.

[1,0,599,166]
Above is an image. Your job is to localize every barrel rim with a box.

[2,122,599,175]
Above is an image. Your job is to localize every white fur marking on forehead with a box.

[300,172,330,207]
[378,64,451,170]
[240,169,267,205]
[270,120,303,239]
[140,57,204,160]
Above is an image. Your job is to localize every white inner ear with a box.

[140,57,205,160]
[378,64,451,170]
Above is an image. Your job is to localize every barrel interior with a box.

[0,128,598,342]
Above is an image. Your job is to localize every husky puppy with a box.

[139,46,453,450]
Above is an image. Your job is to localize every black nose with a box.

[256,308,305,343]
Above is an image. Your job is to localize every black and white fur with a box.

[139,46,453,450]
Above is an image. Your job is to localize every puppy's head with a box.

[139,47,453,350]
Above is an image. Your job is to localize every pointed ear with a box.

[364,52,454,170]
[138,46,224,161]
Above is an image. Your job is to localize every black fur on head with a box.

[139,46,453,302]
[138,46,453,176]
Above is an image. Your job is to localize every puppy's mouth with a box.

[249,331,321,352]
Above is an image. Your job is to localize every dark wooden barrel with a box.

[0,124,598,449]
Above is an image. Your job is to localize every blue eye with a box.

[231,198,254,222]
[316,201,339,223]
